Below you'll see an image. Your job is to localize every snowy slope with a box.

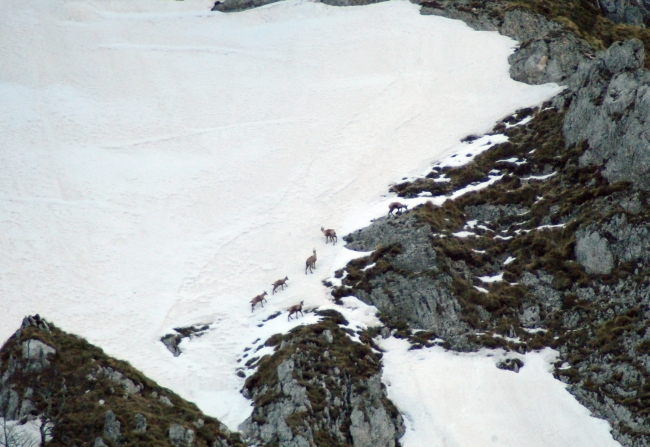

[0,0,618,444]
[379,339,620,447]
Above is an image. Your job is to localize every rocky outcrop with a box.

[597,0,650,26]
[161,324,211,357]
[169,423,194,447]
[560,40,650,190]
[104,410,121,444]
[240,312,404,447]
[575,231,615,275]
[340,215,469,343]
[345,215,437,273]
[0,316,243,446]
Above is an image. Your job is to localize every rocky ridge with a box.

[239,311,404,447]
[0,315,243,446]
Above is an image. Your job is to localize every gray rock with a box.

[500,10,561,42]
[161,334,182,357]
[21,339,56,372]
[355,272,467,338]
[597,0,650,26]
[575,231,615,275]
[211,0,280,12]
[562,40,650,190]
[520,271,563,312]
[508,31,590,85]
[169,424,195,447]
[20,315,52,333]
[500,9,591,85]
[104,410,121,443]
[519,304,541,328]
[322,330,334,344]
[496,357,524,373]
[345,215,437,273]
[91,366,142,396]
[349,375,402,447]
[598,214,650,265]
[240,329,403,447]
[135,413,147,434]
[160,395,174,407]
[323,0,387,5]
[414,2,499,31]
[94,438,108,447]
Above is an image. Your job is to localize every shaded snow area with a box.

[378,338,621,447]
[0,0,613,443]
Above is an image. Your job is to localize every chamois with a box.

[321,227,337,245]
[272,276,289,294]
[287,301,304,321]
[388,202,408,216]
[251,291,268,312]
[305,249,317,274]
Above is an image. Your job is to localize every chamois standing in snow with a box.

[251,291,268,312]
[321,227,337,245]
[305,249,317,274]
[288,301,304,321]
[388,202,408,216]
[272,276,289,294]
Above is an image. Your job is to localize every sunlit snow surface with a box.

[379,338,620,447]
[0,0,617,444]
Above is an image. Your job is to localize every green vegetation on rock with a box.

[0,316,243,447]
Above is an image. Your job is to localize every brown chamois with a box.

[272,276,289,294]
[388,201,408,216]
[250,291,268,312]
[287,301,304,321]
[321,227,337,245]
[305,249,317,274]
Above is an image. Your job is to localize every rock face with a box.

[21,339,56,372]
[0,316,243,446]
[561,40,650,190]
[597,0,650,25]
[240,312,404,447]
[341,215,468,342]
[575,231,615,275]
[161,324,211,357]
[345,215,437,273]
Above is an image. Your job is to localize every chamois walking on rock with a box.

[321,227,337,245]
[272,276,289,294]
[288,301,304,321]
[305,249,317,274]
[251,291,268,312]
[388,202,408,216]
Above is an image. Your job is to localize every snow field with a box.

[0,0,616,444]
[378,338,621,447]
